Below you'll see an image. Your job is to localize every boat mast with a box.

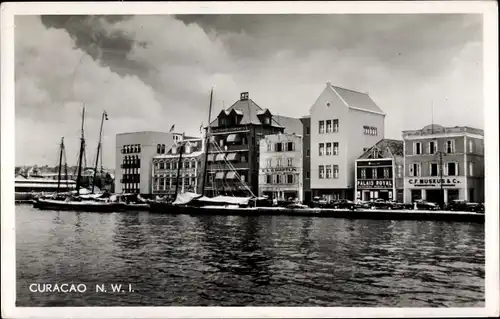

[75,106,86,194]
[200,88,214,196]
[174,141,185,199]
[57,137,64,193]
[92,111,106,194]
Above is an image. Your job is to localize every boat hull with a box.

[33,198,127,212]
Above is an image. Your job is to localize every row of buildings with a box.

[115,82,484,205]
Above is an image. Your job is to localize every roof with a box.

[154,139,204,159]
[273,115,303,135]
[209,98,283,129]
[330,85,385,115]
[358,139,404,159]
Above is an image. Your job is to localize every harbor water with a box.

[16,204,485,307]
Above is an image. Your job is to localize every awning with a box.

[215,172,225,179]
[207,154,215,162]
[215,153,226,162]
[226,171,237,179]
[226,134,242,143]
[226,152,239,161]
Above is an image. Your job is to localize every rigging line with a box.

[211,141,254,196]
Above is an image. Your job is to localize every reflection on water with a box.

[16,205,484,307]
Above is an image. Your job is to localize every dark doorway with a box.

[378,190,390,200]
[411,189,421,202]
[469,188,474,202]
[426,189,442,203]
[448,189,460,202]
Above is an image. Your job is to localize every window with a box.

[363,126,377,136]
[446,162,458,176]
[428,141,436,154]
[306,171,310,179]
[326,120,332,133]
[275,143,283,152]
[333,142,339,155]
[159,162,165,170]
[372,168,378,179]
[287,158,293,167]
[360,168,367,179]
[157,144,161,154]
[383,168,390,179]
[267,143,272,152]
[333,119,339,132]
[287,142,294,151]
[241,154,247,163]
[267,159,272,167]
[326,143,332,156]
[319,121,325,134]
[306,149,310,157]
[414,142,422,155]
[319,143,325,156]
[410,163,421,177]
[333,165,339,178]
[263,117,271,125]
[469,140,474,153]
[277,158,282,167]
[306,126,310,135]
[429,163,439,176]
[326,165,332,179]
[445,140,455,154]
[219,139,224,147]
[166,162,171,170]
[266,175,272,184]
[184,162,189,169]
[319,165,325,179]
[287,174,294,184]
[469,162,474,176]
[397,165,403,178]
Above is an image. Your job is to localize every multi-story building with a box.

[115,131,184,194]
[354,139,404,202]
[402,124,484,205]
[309,82,386,201]
[151,138,205,198]
[258,133,303,201]
[300,116,312,203]
[205,92,301,197]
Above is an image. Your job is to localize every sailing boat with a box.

[33,107,127,212]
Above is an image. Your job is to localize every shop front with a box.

[355,158,402,202]
[356,180,394,201]
[404,176,465,204]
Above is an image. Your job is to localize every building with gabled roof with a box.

[355,139,405,202]
[308,82,386,201]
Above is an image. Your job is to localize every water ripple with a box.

[15,205,484,307]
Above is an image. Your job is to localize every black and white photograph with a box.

[1,1,499,318]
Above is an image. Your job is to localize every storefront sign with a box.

[408,178,461,187]
[357,180,393,189]
[211,126,248,133]
[261,167,298,173]
[356,160,392,167]
[405,177,463,188]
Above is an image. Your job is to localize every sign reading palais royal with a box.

[357,180,393,189]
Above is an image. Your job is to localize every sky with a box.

[14,14,483,169]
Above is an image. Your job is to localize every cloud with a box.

[15,14,483,169]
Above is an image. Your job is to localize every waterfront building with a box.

[205,92,300,197]
[115,131,184,194]
[300,116,312,203]
[309,82,386,201]
[258,133,303,201]
[402,124,484,204]
[354,139,404,202]
[152,138,205,198]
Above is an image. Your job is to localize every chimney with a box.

[240,92,249,101]
[326,81,331,87]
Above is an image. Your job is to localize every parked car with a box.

[413,200,440,210]
[331,199,356,210]
[354,200,371,209]
[391,201,413,210]
[309,197,328,208]
[447,200,484,213]
[368,199,395,210]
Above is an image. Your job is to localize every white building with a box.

[115,131,184,194]
[259,133,303,201]
[309,82,386,201]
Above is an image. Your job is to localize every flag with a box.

[169,124,175,132]
[104,111,109,120]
